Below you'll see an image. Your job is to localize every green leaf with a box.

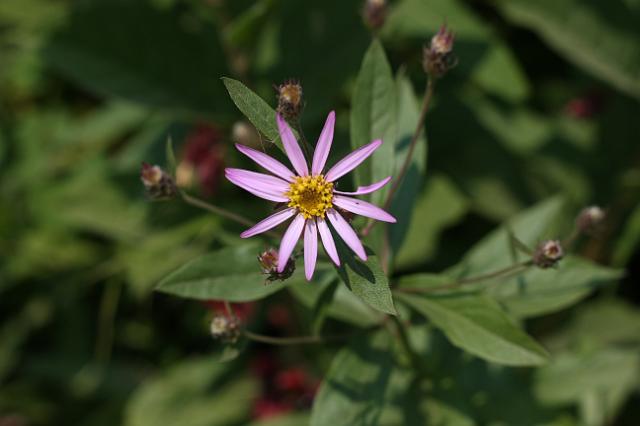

[394,175,468,270]
[125,357,258,426]
[118,217,218,298]
[311,331,473,426]
[221,77,285,151]
[38,160,148,242]
[496,0,640,99]
[165,136,176,177]
[562,299,640,347]
[156,243,318,302]
[447,197,564,278]
[397,293,549,366]
[289,278,383,327]
[335,244,396,315]
[311,332,397,426]
[398,255,622,319]
[43,0,229,114]
[350,38,397,204]
[535,349,640,411]
[613,202,640,266]
[486,255,623,318]
[388,73,429,259]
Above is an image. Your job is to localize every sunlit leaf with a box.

[397,292,549,366]
[156,243,323,301]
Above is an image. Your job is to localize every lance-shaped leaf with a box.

[335,242,396,315]
[222,77,286,151]
[397,292,549,366]
[156,243,319,302]
[350,39,397,205]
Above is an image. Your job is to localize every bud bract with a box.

[276,81,303,122]
[533,240,564,268]
[423,24,457,78]
[140,163,177,200]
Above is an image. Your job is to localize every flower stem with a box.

[243,330,352,345]
[180,191,280,239]
[361,77,435,237]
[396,261,533,295]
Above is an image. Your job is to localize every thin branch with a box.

[396,261,534,295]
[243,330,351,346]
[181,191,280,239]
[362,77,435,237]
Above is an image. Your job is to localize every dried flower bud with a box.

[363,0,387,31]
[533,240,564,269]
[276,80,303,122]
[258,248,295,282]
[423,24,457,78]
[210,314,241,344]
[576,206,606,235]
[140,163,177,200]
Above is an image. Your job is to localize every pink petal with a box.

[277,214,305,272]
[317,218,340,266]
[325,139,382,182]
[334,176,392,196]
[225,168,288,202]
[277,114,308,177]
[333,195,397,223]
[235,144,295,182]
[327,208,367,261]
[240,208,296,238]
[304,219,318,280]
[311,111,335,175]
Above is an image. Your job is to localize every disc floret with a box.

[286,175,334,219]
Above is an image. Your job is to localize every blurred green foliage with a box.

[1,0,640,425]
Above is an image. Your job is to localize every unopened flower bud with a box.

[576,206,605,235]
[258,248,295,282]
[423,24,457,78]
[140,163,176,200]
[210,314,241,344]
[533,240,564,269]
[363,0,387,31]
[276,81,303,122]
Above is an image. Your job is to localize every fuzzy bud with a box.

[210,314,241,344]
[576,206,605,235]
[533,240,564,269]
[363,0,387,31]
[258,248,295,282]
[423,24,457,78]
[140,163,177,200]
[276,81,303,122]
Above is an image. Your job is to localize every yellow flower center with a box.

[286,175,334,219]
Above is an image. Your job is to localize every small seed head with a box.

[363,0,388,31]
[276,80,303,122]
[258,248,295,282]
[576,206,606,235]
[533,240,564,269]
[210,314,241,343]
[423,24,457,78]
[140,163,177,200]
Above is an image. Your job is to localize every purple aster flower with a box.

[225,111,396,280]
